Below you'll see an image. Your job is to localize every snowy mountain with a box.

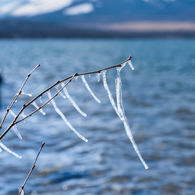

[0,0,195,37]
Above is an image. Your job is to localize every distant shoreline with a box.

[1,31,195,39]
[1,19,195,39]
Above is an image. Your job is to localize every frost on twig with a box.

[61,82,87,117]
[47,90,88,142]
[0,141,21,158]
[81,75,101,103]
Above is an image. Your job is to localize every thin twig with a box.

[0,64,40,130]
[61,55,131,82]
[19,142,45,195]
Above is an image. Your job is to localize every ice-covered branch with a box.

[0,56,131,141]
[0,73,77,141]
[1,56,143,167]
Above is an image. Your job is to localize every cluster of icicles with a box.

[0,59,148,171]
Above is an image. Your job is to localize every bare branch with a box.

[19,142,45,195]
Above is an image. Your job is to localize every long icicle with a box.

[61,83,87,117]
[0,141,22,158]
[115,73,125,120]
[102,70,123,120]
[47,90,88,142]
[115,66,148,169]
[81,75,101,103]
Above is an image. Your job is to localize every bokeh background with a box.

[0,1,195,195]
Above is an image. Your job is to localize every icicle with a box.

[19,188,24,195]
[88,74,91,77]
[102,70,121,119]
[47,90,88,142]
[21,111,26,118]
[22,90,32,97]
[81,75,101,103]
[115,67,125,120]
[61,83,87,117]
[32,101,46,115]
[21,190,24,195]
[10,110,25,123]
[10,109,16,118]
[96,72,101,82]
[75,76,79,81]
[0,147,2,152]
[56,84,66,99]
[12,125,22,139]
[40,96,43,104]
[115,67,148,169]
[0,141,22,158]
[127,60,134,70]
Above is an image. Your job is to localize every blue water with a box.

[0,38,195,195]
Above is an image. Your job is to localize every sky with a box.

[0,0,95,16]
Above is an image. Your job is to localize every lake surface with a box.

[0,38,195,195]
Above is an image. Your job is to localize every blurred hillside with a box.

[0,0,195,38]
